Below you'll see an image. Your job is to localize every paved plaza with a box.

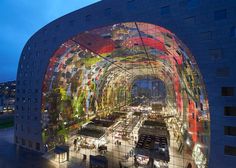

[0,128,55,168]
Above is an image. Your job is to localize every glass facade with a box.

[41,22,210,167]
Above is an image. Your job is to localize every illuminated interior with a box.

[41,22,210,168]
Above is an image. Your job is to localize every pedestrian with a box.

[73,138,77,150]
[119,161,122,168]
[45,144,48,152]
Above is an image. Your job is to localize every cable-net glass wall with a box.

[41,22,210,168]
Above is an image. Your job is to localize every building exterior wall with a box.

[0,81,16,113]
[15,0,236,167]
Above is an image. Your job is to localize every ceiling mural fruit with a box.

[41,22,210,167]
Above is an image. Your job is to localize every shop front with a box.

[192,144,207,168]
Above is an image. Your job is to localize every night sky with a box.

[0,0,100,82]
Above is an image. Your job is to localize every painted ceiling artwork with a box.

[41,22,210,164]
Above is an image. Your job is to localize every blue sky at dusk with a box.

[0,0,100,82]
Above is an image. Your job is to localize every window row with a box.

[15,123,38,133]
[225,145,236,156]
[17,89,39,94]
[15,136,40,151]
[16,97,38,103]
[225,106,236,116]
[225,126,236,136]
[222,87,235,96]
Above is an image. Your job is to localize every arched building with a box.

[15,1,236,168]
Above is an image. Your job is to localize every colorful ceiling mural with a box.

[41,22,210,166]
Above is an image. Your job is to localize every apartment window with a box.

[15,136,18,143]
[225,145,236,156]
[214,9,227,20]
[24,72,28,77]
[216,67,230,77]
[230,26,236,38]
[55,24,60,30]
[44,49,48,55]
[127,0,136,10]
[184,16,196,25]
[21,124,24,131]
[222,87,234,96]
[43,39,47,44]
[27,127,31,134]
[28,140,32,148]
[52,37,57,42]
[85,15,92,21]
[104,8,111,16]
[209,49,222,60]
[36,51,40,57]
[225,106,236,116]
[69,20,75,26]
[43,29,47,35]
[22,138,25,146]
[200,31,212,41]
[23,80,26,85]
[160,6,170,15]
[36,143,40,151]
[187,0,200,9]
[28,89,31,94]
[224,126,236,136]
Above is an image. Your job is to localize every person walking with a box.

[73,138,77,151]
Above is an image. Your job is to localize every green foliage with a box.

[57,125,69,143]
[0,118,14,129]
[58,127,68,136]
